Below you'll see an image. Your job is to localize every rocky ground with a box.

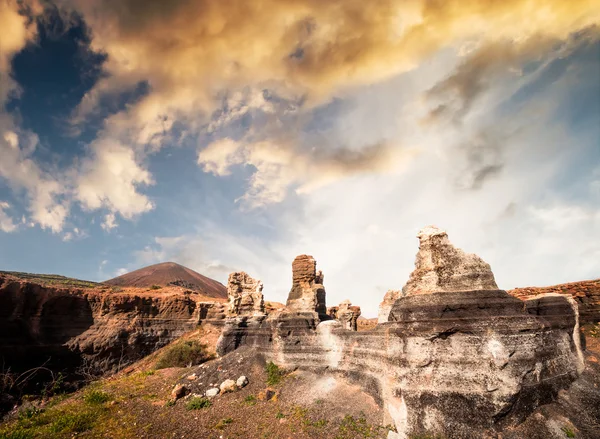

[1,323,598,439]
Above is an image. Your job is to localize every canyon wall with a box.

[0,274,226,375]
[217,226,585,438]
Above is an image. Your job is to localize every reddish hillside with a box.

[104,262,227,299]
[509,279,600,323]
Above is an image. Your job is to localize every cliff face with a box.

[217,227,586,439]
[0,274,225,375]
[509,279,600,323]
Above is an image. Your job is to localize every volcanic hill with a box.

[104,262,227,298]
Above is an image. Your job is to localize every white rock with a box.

[236,375,249,388]
[219,379,237,393]
[205,387,220,398]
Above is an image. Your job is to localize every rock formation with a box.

[377,289,402,323]
[0,273,227,380]
[509,279,600,323]
[402,225,498,295]
[226,272,265,317]
[328,300,361,331]
[216,226,585,439]
[285,255,327,319]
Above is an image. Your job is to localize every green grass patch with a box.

[186,396,212,410]
[0,429,34,439]
[155,340,212,369]
[266,361,284,386]
[150,284,162,290]
[244,394,257,406]
[562,426,576,438]
[335,414,395,439]
[49,411,96,433]
[83,389,112,405]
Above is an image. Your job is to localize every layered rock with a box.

[328,300,361,331]
[378,289,402,323]
[216,227,584,438]
[226,272,265,317]
[402,225,498,295]
[0,273,226,377]
[286,255,327,319]
[510,279,600,323]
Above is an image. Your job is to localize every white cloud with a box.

[101,212,118,231]
[76,141,154,218]
[0,201,17,233]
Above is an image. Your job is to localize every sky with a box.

[0,0,599,316]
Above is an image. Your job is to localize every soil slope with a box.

[104,262,227,298]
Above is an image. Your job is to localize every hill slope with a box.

[104,262,227,298]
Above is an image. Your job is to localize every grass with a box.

[155,340,212,369]
[0,270,100,288]
[214,418,233,430]
[0,430,34,439]
[334,414,395,439]
[244,394,257,406]
[49,411,96,433]
[562,426,576,438]
[276,412,285,419]
[83,389,112,405]
[150,284,162,290]
[266,361,284,386]
[186,396,212,410]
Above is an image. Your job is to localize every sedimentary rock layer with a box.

[226,272,265,317]
[510,279,600,323]
[0,274,225,374]
[286,255,327,319]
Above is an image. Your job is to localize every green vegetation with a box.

[49,411,96,433]
[150,284,162,290]
[244,394,257,405]
[214,417,233,430]
[334,414,395,439]
[0,270,100,288]
[408,435,445,439]
[155,340,212,369]
[164,399,176,408]
[275,412,285,419]
[186,396,212,410]
[0,430,34,439]
[266,361,284,386]
[562,426,576,438]
[83,389,112,405]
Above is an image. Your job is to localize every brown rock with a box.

[328,300,361,331]
[171,383,188,400]
[286,255,327,318]
[402,226,498,295]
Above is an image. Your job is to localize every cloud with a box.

[75,141,154,218]
[100,212,117,231]
[0,201,17,233]
[199,138,415,208]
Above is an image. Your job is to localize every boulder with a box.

[236,375,249,388]
[285,255,327,319]
[402,225,498,295]
[219,379,237,393]
[205,387,220,398]
[171,383,188,400]
[328,300,361,331]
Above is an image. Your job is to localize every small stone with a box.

[236,376,249,388]
[205,388,220,398]
[219,379,237,393]
[171,384,188,400]
[186,374,197,381]
[258,388,276,401]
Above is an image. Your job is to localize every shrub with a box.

[164,399,176,408]
[266,361,284,386]
[84,390,112,405]
[562,427,576,438]
[244,395,257,405]
[155,340,211,369]
[186,396,211,410]
[150,284,162,290]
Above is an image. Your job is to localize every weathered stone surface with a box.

[402,226,498,296]
[510,279,600,323]
[216,227,584,438]
[378,290,402,323]
[286,255,327,319]
[205,387,219,398]
[236,375,249,388]
[226,272,265,317]
[328,300,361,331]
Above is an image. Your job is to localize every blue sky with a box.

[0,0,598,316]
